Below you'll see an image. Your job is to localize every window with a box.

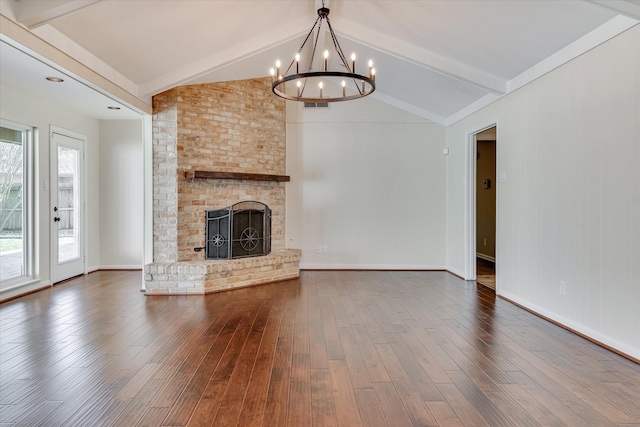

[0,122,33,289]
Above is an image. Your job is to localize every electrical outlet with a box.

[316,245,322,253]
[483,238,487,246]
[559,280,566,296]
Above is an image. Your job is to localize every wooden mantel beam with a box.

[185,170,290,182]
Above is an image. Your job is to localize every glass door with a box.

[0,124,31,288]
[51,132,84,283]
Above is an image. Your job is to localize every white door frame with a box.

[464,120,499,285]
[50,126,87,283]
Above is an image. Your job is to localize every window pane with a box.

[58,146,79,263]
[0,126,25,282]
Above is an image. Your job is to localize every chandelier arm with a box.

[299,16,324,98]
[325,17,363,95]
[325,17,350,71]
[308,17,323,73]
[326,20,363,96]
[285,15,322,76]
[352,78,364,95]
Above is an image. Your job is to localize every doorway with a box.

[50,129,85,283]
[465,124,497,289]
[474,127,496,289]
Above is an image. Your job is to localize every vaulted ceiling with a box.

[1,0,639,124]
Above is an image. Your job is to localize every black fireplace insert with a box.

[205,201,271,259]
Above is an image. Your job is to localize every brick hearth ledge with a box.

[143,249,301,295]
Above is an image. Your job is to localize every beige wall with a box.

[446,25,640,359]
[99,120,143,268]
[286,96,447,269]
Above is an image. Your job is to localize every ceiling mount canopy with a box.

[270,2,376,103]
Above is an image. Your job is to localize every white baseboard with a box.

[91,265,143,271]
[446,266,467,280]
[0,279,51,302]
[499,291,639,361]
[300,263,446,271]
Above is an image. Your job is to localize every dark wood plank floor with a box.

[1,270,639,426]
[475,258,496,290]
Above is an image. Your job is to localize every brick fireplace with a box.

[143,77,300,295]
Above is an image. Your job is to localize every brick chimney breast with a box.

[146,77,298,295]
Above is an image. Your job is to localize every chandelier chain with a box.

[324,16,364,95]
[285,14,322,76]
[324,18,349,71]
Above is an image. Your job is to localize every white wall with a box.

[446,25,640,359]
[0,82,100,298]
[99,120,143,268]
[287,96,447,269]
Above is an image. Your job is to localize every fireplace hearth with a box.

[205,201,271,260]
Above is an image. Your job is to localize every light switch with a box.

[499,171,507,182]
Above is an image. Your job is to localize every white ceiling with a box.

[1,0,639,123]
[0,40,142,120]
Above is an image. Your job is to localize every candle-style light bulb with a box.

[342,80,346,97]
[319,81,323,98]
[270,67,275,83]
[276,59,281,78]
[324,50,329,71]
[351,53,356,72]
[368,59,373,78]
[295,53,300,73]
[371,68,376,80]
[297,80,302,97]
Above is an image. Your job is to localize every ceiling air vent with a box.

[304,102,329,108]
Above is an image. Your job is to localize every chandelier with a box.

[270,2,376,102]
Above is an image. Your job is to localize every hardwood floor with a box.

[1,270,639,426]
[475,258,496,290]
